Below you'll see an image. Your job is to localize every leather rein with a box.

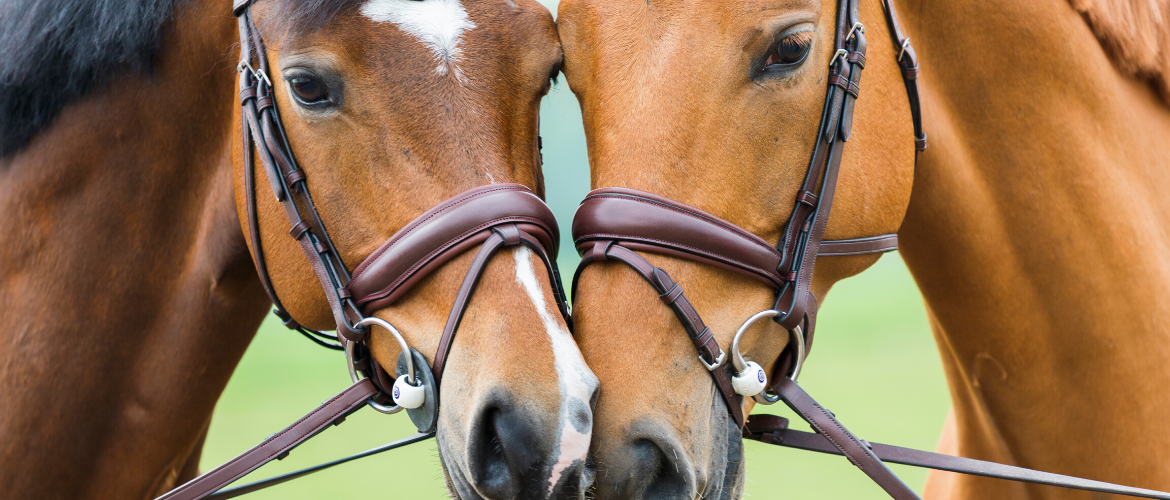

[570,0,1170,499]
[155,1,571,499]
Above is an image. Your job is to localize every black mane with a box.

[0,0,366,157]
[0,0,184,157]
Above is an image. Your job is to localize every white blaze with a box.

[360,0,476,81]
[512,247,597,495]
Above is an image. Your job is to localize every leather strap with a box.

[238,11,364,341]
[745,387,1170,500]
[817,234,899,256]
[574,189,790,288]
[573,189,897,289]
[573,241,745,428]
[205,433,436,499]
[571,187,897,426]
[771,0,867,333]
[346,184,560,313]
[431,225,569,381]
[773,378,920,499]
[156,380,378,500]
[881,0,927,153]
[240,56,342,350]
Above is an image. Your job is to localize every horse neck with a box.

[0,1,268,498]
[894,0,1170,493]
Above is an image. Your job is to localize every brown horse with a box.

[558,0,1170,498]
[0,0,595,499]
[557,0,914,497]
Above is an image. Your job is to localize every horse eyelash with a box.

[779,31,814,51]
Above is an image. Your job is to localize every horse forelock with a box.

[253,0,362,42]
[0,0,185,158]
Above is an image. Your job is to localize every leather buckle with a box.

[829,49,848,68]
[236,61,271,87]
[699,348,727,371]
[898,37,912,62]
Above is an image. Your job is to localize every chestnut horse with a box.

[0,0,596,499]
[558,0,1170,498]
[558,0,914,497]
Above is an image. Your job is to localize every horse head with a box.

[233,1,598,498]
[557,0,916,497]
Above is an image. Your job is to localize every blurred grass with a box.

[201,11,950,497]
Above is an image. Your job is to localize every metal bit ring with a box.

[344,316,416,414]
[729,311,807,405]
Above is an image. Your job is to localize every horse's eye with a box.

[288,76,329,105]
[766,32,813,67]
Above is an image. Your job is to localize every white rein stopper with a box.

[392,376,426,409]
[732,361,768,397]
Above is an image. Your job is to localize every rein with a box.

[571,0,1170,498]
[154,1,570,498]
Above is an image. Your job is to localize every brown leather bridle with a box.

[572,0,918,430]
[234,0,571,417]
[156,2,571,499]
[570,0,1170,499]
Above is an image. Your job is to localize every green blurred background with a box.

[200,2,951,496]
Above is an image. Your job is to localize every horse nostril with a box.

[470,407,519,498]
[468,396,551,499]
[631,438,689,500]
